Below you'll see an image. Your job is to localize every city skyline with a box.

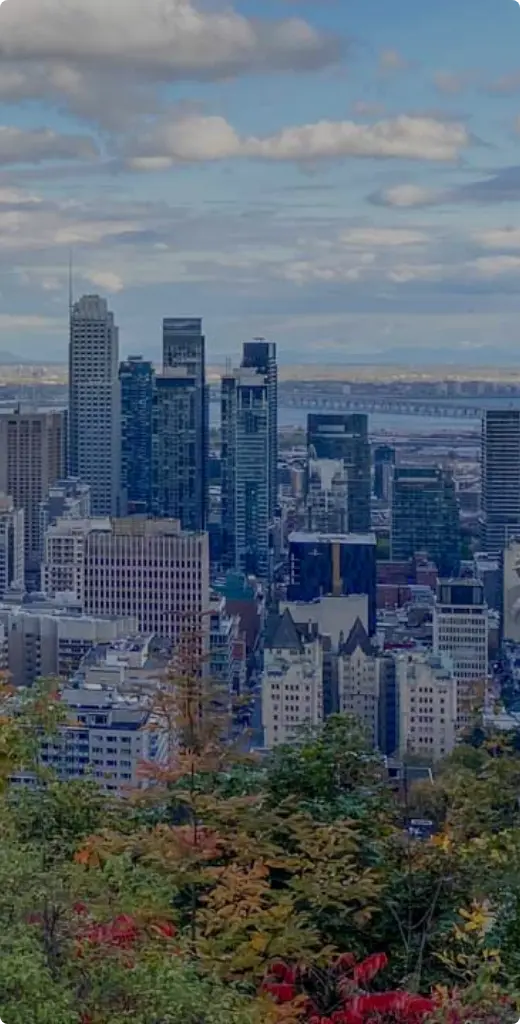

[0,0,520,364]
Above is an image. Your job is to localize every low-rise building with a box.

[337,618,381,747]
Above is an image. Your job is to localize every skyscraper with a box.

[307,414,371,533]
[162,318,207,529]
[287,531,377,634]
[481,409,520,555]
[120,356,154,515]
[153,369,201,531]
[391,466,461,576]
[69,295,121,516]
[433,578,488,730]
[0,406,66,580]
[373,444,395,502]
[241,340,278,520]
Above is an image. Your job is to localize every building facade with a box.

[262,608,323,748]
[0,496,24,599]
[373,445,395,502]
[391,466,461,576]
[241,341,278,521]
[68,295,121,516]
[307,413,371,533]
[287,531,377,635]
[433,578,489,730]
[120,356,154,515]
[153,370,201,530]
[39,477,91,557]
[396,651,457,761]
[481,409,520,555]
[0,407,66,580]
[337,618,380,748]
[503,538,520,643]
[42,517,110,601]
[306,458,348,533]
[162,318,207,530]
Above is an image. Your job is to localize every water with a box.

[210,403,481,436]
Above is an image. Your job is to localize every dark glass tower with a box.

[162,318,208,530]
[307,413,371,533]
[391,466,461,576]
[119,356,154,515]
[241,340,278,520]
[287,530,377,635]
[153,371,200,531]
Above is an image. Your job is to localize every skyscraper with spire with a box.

[68,295,121,516]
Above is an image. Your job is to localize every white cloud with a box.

[369,184,445,207]
[127,113,471,167]
[470,255,520,277]
[84,270,125,293]
[378,49,412,72]
[0,125,97,165]
[339,228,428,247]
[0,0,340,78]
[473,227,520,250]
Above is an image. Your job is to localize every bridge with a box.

[208,385,520,420]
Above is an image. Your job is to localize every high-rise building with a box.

[69,295,121,516]
[503,538,520,643]
[221,366,272,579]
[481,409,520,555]
[287,531,377,635]
[162,318,207,530]
[241,340,278,520]
[307,414,370,533]
[373,445,395,502]
[0,407,66,579]
[39,477,91,558]
[391,466,461,576]
[0,496,24,599]
[82,518,209,645]
[396,651,457,761]
[153,370,201,531]
[306,458,348,533]
[120,357,154,515]
[262,608,323,748]
[433,578,489,730]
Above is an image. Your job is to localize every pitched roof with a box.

[341,617,376,657]
[265,608,304,652]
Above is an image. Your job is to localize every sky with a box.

[1,0,520,365]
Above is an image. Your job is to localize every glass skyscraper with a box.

[307,413,371,533]
[119,356,154,515]
[391,466,461,576]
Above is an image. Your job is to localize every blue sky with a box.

[1,0,520,366]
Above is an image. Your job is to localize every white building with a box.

[28,682,169,796]
[337,618,380,748]
[0,600,136,687]
[262,607,323,748]
[0,495,24,599]
[433,578,489,730]
[68,295,121,516]
[39,478,91,558]
[42,516,110,601]
[396,651,457,761]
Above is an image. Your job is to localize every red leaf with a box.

[352,953,389,985]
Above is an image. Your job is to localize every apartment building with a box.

[396,651,457,761]
[337,618,380,748]
[262,608,323,748]
[433,578,489,730]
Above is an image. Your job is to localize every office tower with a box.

[241,340,278,520]
[42,517,108,601]
[39,478,91,557]
[481,409,520,555]
[162,318,207,529]
[262,608,323,748]
[120,356,154,515]
[306,458,348,533]
[307,414,370,533]
[69,294,121,516]
[433,578,489,730]
[287,531,377,635]
[82,518,209,644]
[503,538,520,643]
[391,466,461,576]
[0,407,66,580]
[373,444,395,501]
[337,618,380,748]
[221,366,271,579]
[396,651,457,761]
[0,496,24,598]
[153,370,201,531]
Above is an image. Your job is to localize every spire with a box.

[68,250,73,316]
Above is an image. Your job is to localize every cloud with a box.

[473,227,520,250]
[378,49,412,73]
[433,70,475,95]
[0,0,341,79]
[368,184,445,207]
[0,125,97,165]
[127,113,471,167]
[339,228,428,247]
[84,270,125,293]
[486,72,520,96]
